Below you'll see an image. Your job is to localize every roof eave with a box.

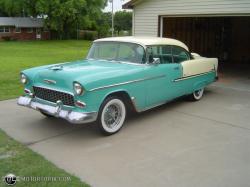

[122,0,139,9]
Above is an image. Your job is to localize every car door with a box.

[145,45,182,107]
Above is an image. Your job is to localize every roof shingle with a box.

[0,17,44,28]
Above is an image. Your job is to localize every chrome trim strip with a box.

[173,70,215,82]
[89,75,166,92]
[33,85,74,96]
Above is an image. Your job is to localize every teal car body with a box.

[18,37,218,132]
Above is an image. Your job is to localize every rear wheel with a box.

[97,96,126,135]
[189,88,204,101]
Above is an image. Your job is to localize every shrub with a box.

[79,30,98,41]
[1,36,12,41]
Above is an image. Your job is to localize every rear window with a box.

[172,46,190,63]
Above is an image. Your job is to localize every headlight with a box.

[73,82,84,95]
[20,73,28,84]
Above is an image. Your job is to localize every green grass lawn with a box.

[0,40,91,100]
[0,129,89,187]
[0,40,91,186]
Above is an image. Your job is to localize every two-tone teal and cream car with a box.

[18,37,218,135]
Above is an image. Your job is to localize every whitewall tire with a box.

[190,88,204,101]
[97,96,126,135]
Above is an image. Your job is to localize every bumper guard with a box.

[17,96,97,124]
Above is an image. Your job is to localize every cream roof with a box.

[94,36,189,51]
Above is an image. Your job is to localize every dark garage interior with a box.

[162,16,250,72]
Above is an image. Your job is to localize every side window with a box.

[147,45,172,64]
[0,27,10,33]
[172,46,190,63]
[4,27,10,33]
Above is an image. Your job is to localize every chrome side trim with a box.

[90,75,166,92]
[173,70,215,82]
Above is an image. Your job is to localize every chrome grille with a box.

[33,86,74,106]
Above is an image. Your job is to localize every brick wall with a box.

[0,27,50,40]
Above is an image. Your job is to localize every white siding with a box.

[133,0,250,36]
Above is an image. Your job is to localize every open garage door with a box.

[161,16,250,70]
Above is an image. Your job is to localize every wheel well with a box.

[105,91,136,113]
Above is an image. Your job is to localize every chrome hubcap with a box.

[194,90,202,97]
[104,104,122,129]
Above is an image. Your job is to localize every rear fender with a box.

[193,81,207,91]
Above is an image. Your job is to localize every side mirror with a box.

[152,58,160,65]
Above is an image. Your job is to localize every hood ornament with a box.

[50,65,63,71]
[44,79,56,85]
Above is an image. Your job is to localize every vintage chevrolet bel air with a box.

[18,37,218,135]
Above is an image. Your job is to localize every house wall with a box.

[0,27,50,40]
[133,0,250,36]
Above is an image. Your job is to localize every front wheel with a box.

[189,88,204,101]
[97,96,126,135]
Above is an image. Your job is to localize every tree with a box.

[34,0,107,39]
[95,12,112,37]
[114,10,132,35]
[0,0,25,16]
[0,0,108,39]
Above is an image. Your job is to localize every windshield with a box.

[87,42,146,64]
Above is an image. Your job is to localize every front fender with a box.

[76,81,147,113]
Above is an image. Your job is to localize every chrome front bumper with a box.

[17,96,97,124]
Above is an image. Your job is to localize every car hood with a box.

[24,59,146,92]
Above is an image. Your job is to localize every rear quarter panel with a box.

[178,57,218,94]
[181,57,218,77]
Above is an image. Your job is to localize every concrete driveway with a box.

[1,77,250,187]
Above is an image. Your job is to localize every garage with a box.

[123,0,250,71]
[161,16,250,70]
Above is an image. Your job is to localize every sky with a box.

[104,0,130,12]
